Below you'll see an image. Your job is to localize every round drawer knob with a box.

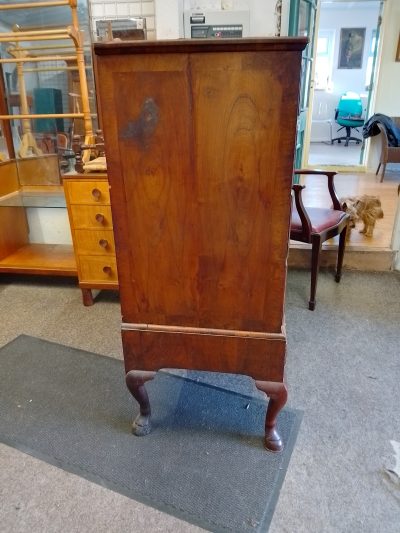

[95,213,105,224]
[91,188,102,201]
[99,239,109,249]
[102,266,112,275]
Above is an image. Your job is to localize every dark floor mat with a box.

[0,335,302,532]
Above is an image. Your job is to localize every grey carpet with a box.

[1,270,400,533]
[0,335,302,533]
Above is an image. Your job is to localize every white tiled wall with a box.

[89,0,156,40]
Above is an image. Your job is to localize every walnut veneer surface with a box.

[94,38,307,450]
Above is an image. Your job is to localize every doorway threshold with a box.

[288,243,394,272]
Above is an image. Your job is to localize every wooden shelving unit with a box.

[0,244,76,276]
[0,160,76,276]
[0,0,95,156]
[0,1,94,281]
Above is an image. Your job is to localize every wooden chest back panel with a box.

[95,41,302,335]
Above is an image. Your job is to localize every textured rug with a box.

[0,335,302,533]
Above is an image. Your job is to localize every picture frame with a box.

[396,33,400,62]
[338,27,366,69]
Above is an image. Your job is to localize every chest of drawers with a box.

[94,38,306,450]
[63,172,118,305]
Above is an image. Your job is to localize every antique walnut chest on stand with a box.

[94,38,307,451]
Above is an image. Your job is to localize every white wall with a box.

[155,0,279,39]
[246,0,277,37]
[90,0,156,40]
[320,4,379,96]
[154,0,182,39]
[27,209,72,245]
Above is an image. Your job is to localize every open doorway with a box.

[307,0,381,168]
[289,0,400,267]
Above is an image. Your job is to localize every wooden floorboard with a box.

[293,170,400,250]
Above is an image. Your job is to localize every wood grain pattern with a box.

[98,52,300,333]
[16,155,60,186]
[0,244,76,275]
[94,37,308,56]
[73,229,115,255]
[95,38,303,338]
[0,160,29,259]
[0,160,76,275]
[297,170,399,250]
[0,160,19,196]
[95,38,305,449]
[63,173,119,297]
[78,255,118,283]
[121,329,285,382]
[191,52,297,332]
[0,207,28,260]
[70,204,113,229]
[63,179,110,205]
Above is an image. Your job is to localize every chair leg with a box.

[344,126,351,146]
[376,162,381,176]
[380,163,386,183]
[309,235,322,311]
[335,225,347,283]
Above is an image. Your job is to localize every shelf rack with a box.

[0,0,95,158]
[0,2,91,276]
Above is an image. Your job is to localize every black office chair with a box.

[331,92,364,146]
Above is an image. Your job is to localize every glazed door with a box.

[289,0,318,171]
[360,1,384,164]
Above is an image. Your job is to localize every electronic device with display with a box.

[183,9,250,38]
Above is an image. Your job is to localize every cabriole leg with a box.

[126,370,156,436]
[255,380,288,452]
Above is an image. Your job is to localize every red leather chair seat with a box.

[291,207,348,234]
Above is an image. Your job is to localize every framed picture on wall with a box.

[338,27,366,69]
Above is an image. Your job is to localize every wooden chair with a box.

[375,117,400,182]
[290,169,350,310]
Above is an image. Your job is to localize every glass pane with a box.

[0,121,9,159]
[300,58,312,109]
[0,0,95,177]
[315,56,330,90]
[298,2,310,37]
[317,37,329,55]
[0,188,66,208]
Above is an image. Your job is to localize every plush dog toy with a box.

[341,195,384,237]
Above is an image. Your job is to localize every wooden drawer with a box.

[74,229,115,255]
[78,255,118,283]
[65,180,110,205]
[70,204,113,230]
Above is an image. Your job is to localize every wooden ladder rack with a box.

[0,0,94,159]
